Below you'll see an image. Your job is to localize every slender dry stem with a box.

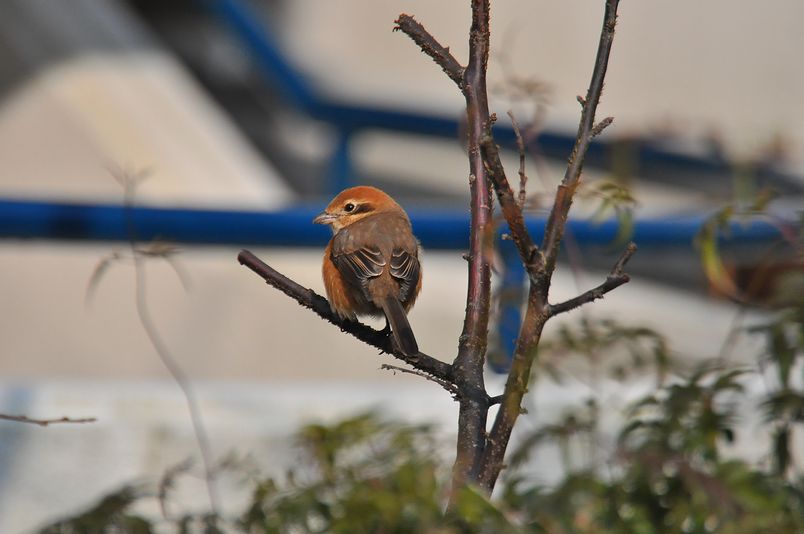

[0,414,96,426]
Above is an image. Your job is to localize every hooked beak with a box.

[313,211,337,225]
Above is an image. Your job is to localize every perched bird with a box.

[313,186,422,355]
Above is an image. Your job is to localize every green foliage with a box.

[39,485,154,534]
[694,179,778,298]
[238,413,453,533]
[581,180,637,247]
[752,302,804,477]
[538,317,672,385]
[498,369,803,533]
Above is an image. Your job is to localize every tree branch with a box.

[0,414,96,426]
[238,250,453,384]
[446,0,495,496]
[548,242,636,317]
[542,0,620,278]
[507,110,528,209]
[398,1,497,494]
[479,118,540,272]
[394,14,465,89]
[478,0,623,492]
[380,364,461,399]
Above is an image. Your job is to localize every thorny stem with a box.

[380,364,461,398]
[542,0,619,279]
[394,15,464,88]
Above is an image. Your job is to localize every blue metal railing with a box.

[0,198,782,248]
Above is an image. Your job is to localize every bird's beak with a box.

[313,211,337,225]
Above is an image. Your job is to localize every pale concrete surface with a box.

[0,51,291,208]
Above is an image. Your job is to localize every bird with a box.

[313,186,422,356]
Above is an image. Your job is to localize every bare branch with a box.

[479,122,540,271]
[380,364,460,398]
[133,251,219,515]
[439,0,495,496]
[590,116,614,138]
[105,167,221,514]
[0,414,96,426]
[507,110,528,209]
[238,250,453,383]
[394,14,465,89]
[548,242,636,317]
[542,0,621,277]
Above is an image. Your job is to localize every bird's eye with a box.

[344,203,355,212]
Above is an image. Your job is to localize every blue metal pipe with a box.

[0,198,784,249]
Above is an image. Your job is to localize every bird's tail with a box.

[381,296,419,356]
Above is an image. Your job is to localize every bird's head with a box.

[313,186,402,232]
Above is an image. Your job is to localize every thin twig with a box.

[479,121,540,271]
[133,242,220,517]
[548,242,636,317]
[507,110,528,209]
[0,414,96,426]
[111,168,221,517]
[394,14,465,89]
[542,0,620,276]
[237,250,454,385]
[590,116,614,138]
[380,364,461,399]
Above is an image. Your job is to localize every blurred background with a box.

[0,0,801,530]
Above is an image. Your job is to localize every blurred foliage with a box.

[579,180,637,248]
[39,294,803,532]
[695,176,781,299]
[39,485,153,534]
[537,317,672,386]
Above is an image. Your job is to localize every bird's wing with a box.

[332,246,386,291]
[390,248,420,304]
